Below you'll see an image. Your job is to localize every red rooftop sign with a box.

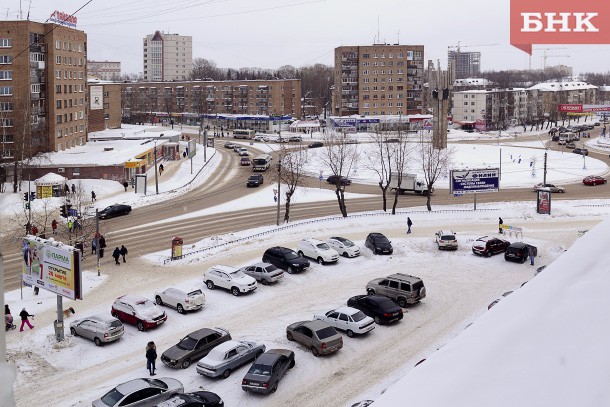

[510,0,609,55]
[49,10,78,28]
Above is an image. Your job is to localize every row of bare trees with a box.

[275,130,452,222]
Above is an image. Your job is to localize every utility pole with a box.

[543,151,548,185]
[154,141,159,194]
[95,208,100,277]
[276,121,282,226]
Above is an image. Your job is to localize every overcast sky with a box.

[11,0,610,76]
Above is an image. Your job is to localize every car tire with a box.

[231,287,240,297]
[289,359,295,369]
[367,289,375,296]
[260,279,268,285]
[137,321,145,332]
[177,304,184,314]
[343,252,349,257]
[486,251,492,257]
[155,296,163,306]
[94,337,102,347]
[70,327,77,336]
[206,280,215,290]
[111,312,118,319]
[397,298,407,308]
[287,266,294,274]
[559,190,565,193]
[222,369,231,379]
[286,332,294,341]
[181,359,191,369]
[374,316,382,325]
[317,257,323,265]
[346,329,354,338]
[311,347,320,357]
[272,383,278,393]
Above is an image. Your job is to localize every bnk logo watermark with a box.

[510,0,608,54]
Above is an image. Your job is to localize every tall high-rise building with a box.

[448,50,481,79]
[0,20,88,162]
[143,31,192,82]
[333,44,425,117]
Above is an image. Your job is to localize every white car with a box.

[155,288,205,314]
[238,148,249,156]
[254,134,270,142]
[435,230,458,250]
[314,306,375,337]
[296,238,340,264]
[326,236,360,258]
[204,265,257,296]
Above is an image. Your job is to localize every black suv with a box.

[326,175,352,186]
[572,148,589,156]
[156,391,224,407]
[504,242,537,264]
[262,246,310,274]
[347,295,403,325]
[98,204,132,219]
[365,233,393,255]
[247,174,264,187]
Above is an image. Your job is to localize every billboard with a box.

[49,10,77,28]
[537,190,551,215]
[450,168,500,194]
[22,236,82,300]
[187,139,196,159]
[90,86,103,110]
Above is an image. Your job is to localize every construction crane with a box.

[448,42,499,52]
[529,47,567,70]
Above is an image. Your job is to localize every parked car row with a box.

[471,236,538,264]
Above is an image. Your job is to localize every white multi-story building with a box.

[87,60,121,81]
[143,31,192,81]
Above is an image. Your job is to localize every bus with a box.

[252,154,273,172]
[232,129,255,139]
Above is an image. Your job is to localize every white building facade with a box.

[143,31,192,81]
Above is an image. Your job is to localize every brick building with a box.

[88,80,122,132]
[333,44,425,117]
[121,79,302,123]
[87,60,121,81]
[0,20,88,164]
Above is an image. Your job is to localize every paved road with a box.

[2,136,610,291]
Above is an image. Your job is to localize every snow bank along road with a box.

[7,214,597,407]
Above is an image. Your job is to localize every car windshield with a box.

[188,289,203,296]
[177,335,198,350]
[316,326,338,340]
[134,300,156,310]
[284,250,300,260]
[248,364,271,375]
[441,235,455,240]
[264,265,278,273]
[230,270,247,278]
[100,389,125,406]
[351,311,367,322]
[374,236,389,244]
[316,243,331,250]
[340,239,354,247]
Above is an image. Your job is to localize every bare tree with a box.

[276,144,308,222]
[418,132,453,211]
[319,131,358,217]
[191,58,223,80]
[390,130,413,214]
[366,130,395,212]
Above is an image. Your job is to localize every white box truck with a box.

[389,173,433,195]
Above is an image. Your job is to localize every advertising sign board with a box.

[537,190,551,214]
[90,86,103,110]
[22,236,82,300]
[450,168,500,194]
[187,139,196,159]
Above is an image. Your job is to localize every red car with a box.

[583,176,607,186]
[111,295,167,331]
[472,236,510,257]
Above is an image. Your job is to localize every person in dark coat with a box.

[112,247,121,265]
[71,184,76,194]
[91,237,97,254]
[123,180,129,192]
[499,217,504,234]
[31,225,38,236]
[528,245,537,266]
[91,191,96,202]
[407,217,413,234]
[19,307,34,331]
[51,219,58,234]
[146,341,157,376]
[120,245,128,263]
[64,184,70,195]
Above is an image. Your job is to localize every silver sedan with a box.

[196,340,266,379]
[70,315,124,346]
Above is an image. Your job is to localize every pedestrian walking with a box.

[407,217,413,234]
[64,184,70,195]
[71,184,76,194]
[91,190,96,202]
[74,218,81,230]
[19,307,34,331]
[499,217,504,234]
[146,341,157,376]
[91,237,97,255]
[120,245,128,263]
[123,180,129,192]
[112,247,121,265]
[76,240,85,260]
[528,245,537,266]
[67,219,74,232]
[31,225,38,236]
[51,219,58,234]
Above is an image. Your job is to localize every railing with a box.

[162,208,500,264]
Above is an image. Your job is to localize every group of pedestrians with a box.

[112,245,128,265]
[5,304,34,332]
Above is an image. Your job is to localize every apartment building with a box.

[448,50,481,79]
[121,79,302,122]
[0,20,87,163]
[333,44,425,117]
[88,81,122,132]
[143,31,192,81]
[87,60,121,81]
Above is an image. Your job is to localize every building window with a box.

[0,71,12,80]
[56,100,62,108]
[0,55,12,64]
[79,111,84,119]
[56,115,62,124]
[373,53,378,58]
[0,39,13,48]
[0,86,13,95]
[0,102,12,111]
[0,118,13,127]
[55,85,61,94]
[80,124,84,132]
[31,84,40,93]
[56,55,61,64]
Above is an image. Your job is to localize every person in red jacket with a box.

[51,219,58,234]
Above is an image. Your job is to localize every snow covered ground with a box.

[3,197,610,407]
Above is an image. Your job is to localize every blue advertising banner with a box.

[450,168,500,194]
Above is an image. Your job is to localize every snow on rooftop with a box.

[528,81,597,92]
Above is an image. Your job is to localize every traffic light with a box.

[25,203,30,209]
[29,192,35,201]
[60,204,72,218]
[24,193,29,201]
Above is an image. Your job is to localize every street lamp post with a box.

[153,133,164,195]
